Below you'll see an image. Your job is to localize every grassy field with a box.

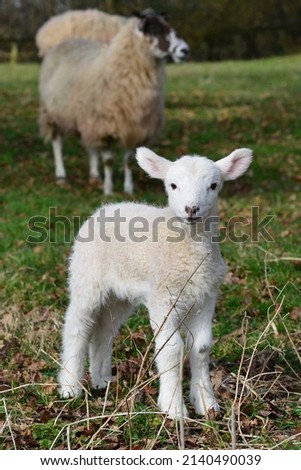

[0,56,301,450]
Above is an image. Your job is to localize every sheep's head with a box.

[136,147,253,223]
[134,10,189,63]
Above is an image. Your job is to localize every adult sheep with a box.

[59,146,253,418]
[39,11,189,195]
[36,9,127,57]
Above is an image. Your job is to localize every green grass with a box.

[0,57,300,450]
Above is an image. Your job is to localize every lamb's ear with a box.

[216,148,253,181]
[136,147,172,180]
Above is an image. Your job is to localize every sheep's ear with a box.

[216,148,253,181]
[136,147,172,180]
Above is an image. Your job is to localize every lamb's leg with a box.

[89,317,113,390]
[59,299,96,398]
[88,147,102,184]
[124,150,134,195]
[89,300,134,390]
[102,150,113,195]
[187,297,220,416]
[149,304,188,419]
[52,134,66,183]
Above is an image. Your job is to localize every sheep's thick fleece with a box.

[39,18,164,149]
[36,9,127,57]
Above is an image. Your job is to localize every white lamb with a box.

[59,146,252,419]
[39,11,189,195]
[36,9,127,57]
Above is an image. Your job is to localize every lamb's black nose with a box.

[185,205,199,217]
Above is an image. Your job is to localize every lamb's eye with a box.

[170,183,177,190]
[210,183,217,190]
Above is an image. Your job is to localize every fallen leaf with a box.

[290,307,301,321]
[224,271,246,285]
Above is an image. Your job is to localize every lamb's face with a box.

[137,11,189,62]
[165,157,223,223]
[136,147,252,224]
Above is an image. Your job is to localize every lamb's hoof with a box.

[91,378,113,397]
[158,399,189,420]
[206,404,220,420]
[190,393,220,418]
[91,387,105,398]
[60,385,82,399]
[166,407,189,420]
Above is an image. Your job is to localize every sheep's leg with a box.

[52,134,66,183]
[148,304,188,419]
[59,299,96,398]
[88,147,102,184]
[186,297,220,416]
[102,150,113,195]
[89,300,134,390]
[124,150,134,195]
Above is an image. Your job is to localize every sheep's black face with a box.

[137,11,189,63]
